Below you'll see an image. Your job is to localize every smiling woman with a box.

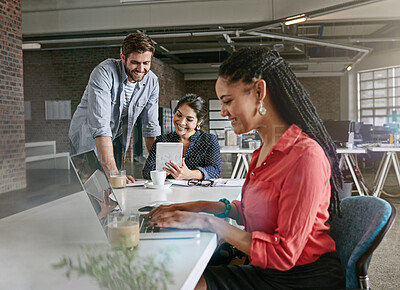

[142,93,221,180]
[146,47,346,290]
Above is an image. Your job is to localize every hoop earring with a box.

[259,101,267,116]
[196,124,201,130]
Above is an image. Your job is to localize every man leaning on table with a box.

[69,32,161,183]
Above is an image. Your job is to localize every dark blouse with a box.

[142,131,221,180]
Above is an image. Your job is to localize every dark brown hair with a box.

[121,32,155,57]
[174,93,208,129]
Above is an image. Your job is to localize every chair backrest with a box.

[329,196,396,289]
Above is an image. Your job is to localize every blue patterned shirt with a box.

[142,131,221,180]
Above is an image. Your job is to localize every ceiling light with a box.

[284,17,307,26]
[22,43,41,50]
[346,65,352,71]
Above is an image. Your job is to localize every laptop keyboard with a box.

[139,214,160,233]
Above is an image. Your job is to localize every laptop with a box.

[70,150,200,240]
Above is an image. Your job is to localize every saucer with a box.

[144,180,172,189]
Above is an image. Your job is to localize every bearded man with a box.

[69,32,161,182]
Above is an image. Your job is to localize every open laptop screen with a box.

[70,150,200,240]
[70,150,119,235]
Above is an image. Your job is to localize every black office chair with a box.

[329,196,396,289]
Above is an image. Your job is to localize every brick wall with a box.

[152,58,186,107]
[23,48,186,154]
[185,80,218,132]
[299,77,341,121]
[23,46,340,162]
[0,0,26,194]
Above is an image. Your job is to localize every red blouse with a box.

[232,125,336,270]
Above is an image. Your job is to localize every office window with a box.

[358,66,400,126]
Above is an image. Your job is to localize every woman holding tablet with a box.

[142,93,221,180]
[147,48,345,289]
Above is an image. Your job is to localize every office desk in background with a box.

[368,145,400,197]
[336,147,369,196]
[0,186,241,290]
[220,147,254,179]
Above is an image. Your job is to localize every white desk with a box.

[114,184,242,289]
[0,186,241,290]
[336,147,368,196]
[220,147,254,179]
[0,192,107,290]
[368,145,400,197]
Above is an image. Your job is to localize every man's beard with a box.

[125,65,147,82]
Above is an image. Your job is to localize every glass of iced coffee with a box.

[109,170,127,189]
[107,211,139,249]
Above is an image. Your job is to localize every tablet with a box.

[156,142,183,171]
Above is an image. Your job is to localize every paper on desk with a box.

[213,179,245,187]
[126,180,147,187]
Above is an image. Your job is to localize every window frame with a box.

[358,66,400,126]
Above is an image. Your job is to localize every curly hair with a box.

[219,47,343,216]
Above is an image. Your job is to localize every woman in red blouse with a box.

[148,47,345,289]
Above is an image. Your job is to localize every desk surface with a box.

[113,185,241,213]
[336,147,367,154]
[0,186,241,290]
[367,145,400,152]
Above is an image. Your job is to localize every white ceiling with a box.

[21,0,400,79]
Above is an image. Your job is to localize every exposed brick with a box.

[0,0,26,194]
[23,47,186,159]
[299,77,341,121]
[23,45,341,170]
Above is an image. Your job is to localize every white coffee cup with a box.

[150,170,166,186]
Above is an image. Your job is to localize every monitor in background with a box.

[324,120,351,147]
[360,124,373,143]
[371,125,390,142]
[358,124,391,143]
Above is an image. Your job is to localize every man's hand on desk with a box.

[126,175,137,184]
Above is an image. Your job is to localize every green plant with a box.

[53,245,173,290]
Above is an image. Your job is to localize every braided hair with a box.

[218,47,342,216]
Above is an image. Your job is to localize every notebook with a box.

[70,150,200,240]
